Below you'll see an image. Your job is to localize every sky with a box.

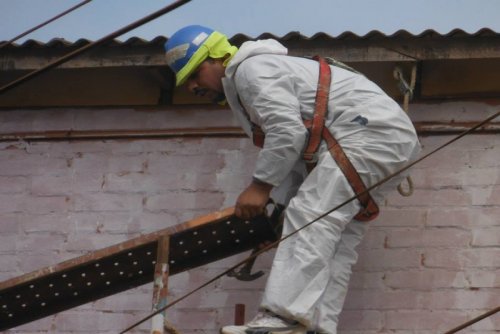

[0,0,500,44]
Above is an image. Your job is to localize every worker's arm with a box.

[235,55,308,187]
[235,178,273,220]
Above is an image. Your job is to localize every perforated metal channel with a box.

[0,214,277,330]
[0,243,156,331]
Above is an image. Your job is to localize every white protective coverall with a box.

[221,39,421,333]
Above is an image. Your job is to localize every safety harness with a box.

[252,56,379,222]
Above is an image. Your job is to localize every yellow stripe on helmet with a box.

[175,31,238,87]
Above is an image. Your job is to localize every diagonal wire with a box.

[0,0,191,95]
[119,110,500,333]
[443,306,500,334]
[0,0,93,50]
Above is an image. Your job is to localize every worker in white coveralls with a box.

[164,25,421,334]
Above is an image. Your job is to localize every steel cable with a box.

[119,110,500,333]
[0,0,93,50]
[0,0,191,95]
[443,306,500,334]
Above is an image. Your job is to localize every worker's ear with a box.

[207,57,226,65]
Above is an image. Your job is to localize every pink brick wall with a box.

[0,103,499,333]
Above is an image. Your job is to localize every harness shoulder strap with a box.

[303,56,331,161]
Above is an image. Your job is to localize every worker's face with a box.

[185,58,225,102]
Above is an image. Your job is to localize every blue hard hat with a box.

[164,25,214,78]
[164,25,238,86]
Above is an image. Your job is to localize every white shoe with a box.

[221,310,306,334]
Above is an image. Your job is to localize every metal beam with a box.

[0,207,279,331]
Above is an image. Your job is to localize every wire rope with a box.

[119,110,500,333]
[443,306,500,334]
[0,0,93,50]
[0,0,191,95]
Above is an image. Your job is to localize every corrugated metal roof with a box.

[3,28,499,49]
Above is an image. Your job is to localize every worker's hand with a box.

[235,179,273,220]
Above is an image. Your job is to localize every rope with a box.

[164,319,182,334]
[119,110,500,334]
[0,0,191,95]
[0,0,93,50]
[394,65,417,197]
[404,65,417,112]
[397,174,414,197]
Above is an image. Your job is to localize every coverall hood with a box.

[225,39,288,79]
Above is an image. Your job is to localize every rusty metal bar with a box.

[151,236,170,334]
[0,0,93,50]
[234,304,245,326]
[0,122,499,143]
[0,127,247,142]
[414,121,500,135]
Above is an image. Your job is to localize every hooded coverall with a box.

[221,39,421,333]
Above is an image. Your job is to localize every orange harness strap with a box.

[251,56,379,222]
[303,119,379,221]
[303,56,331,161]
